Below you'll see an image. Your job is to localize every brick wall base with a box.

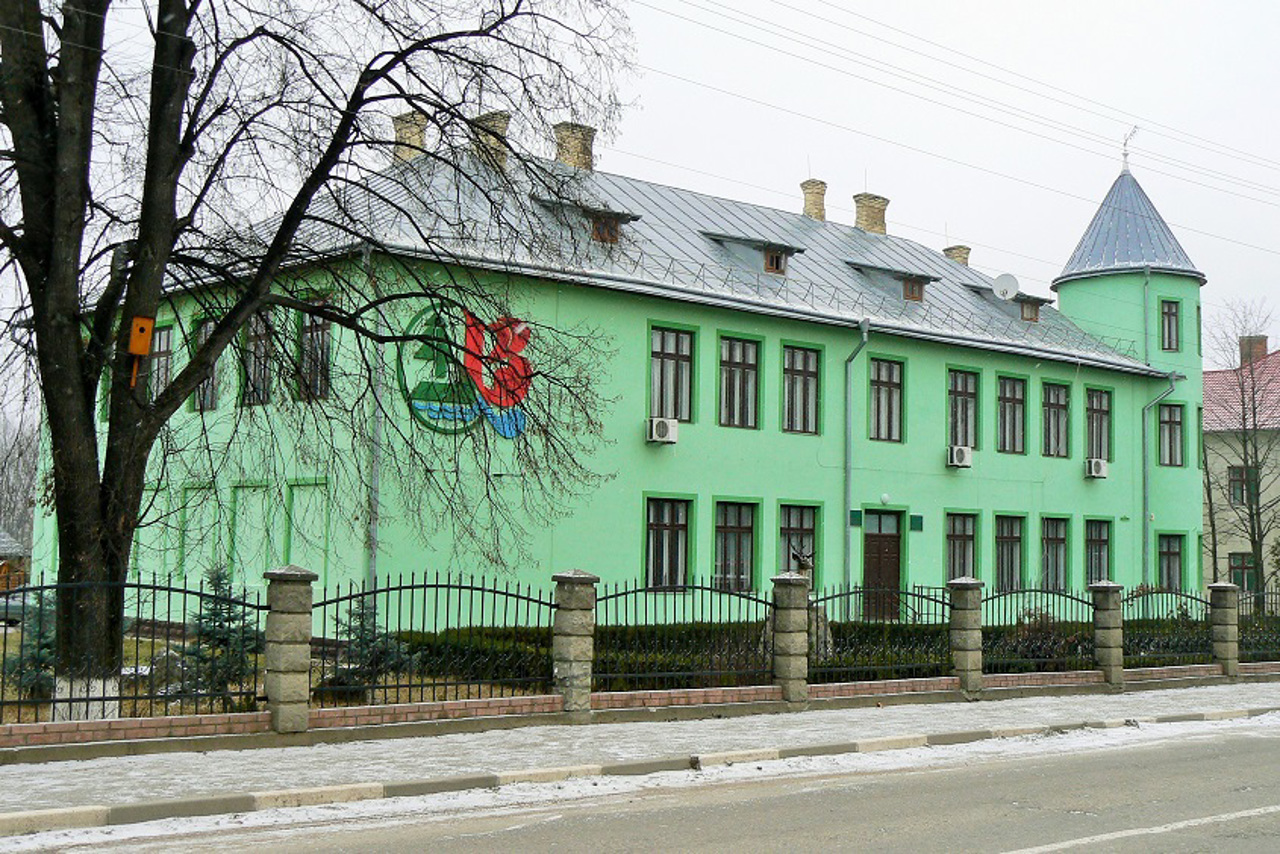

[1240,661,1280,675]
[0,712,271,748]
[308,695,564,729]
[809,676,961,698]
[591,685,782,710]
[985,671,1105,689]
[1125,664,1222,681]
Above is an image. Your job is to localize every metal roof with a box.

[1053,168,1204,288]
[272,154,1168,377]
[0,529,26,558]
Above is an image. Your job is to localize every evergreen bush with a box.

[181,566,261,710]
[1,591,56,700]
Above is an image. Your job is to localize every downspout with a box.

[1141,372,1178,587]
[364,247,382,586]
[844,318,872,591]
[1142,266,1151,365]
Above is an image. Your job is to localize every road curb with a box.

[5,705,1278,839]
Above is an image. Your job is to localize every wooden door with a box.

[863,512,901,621]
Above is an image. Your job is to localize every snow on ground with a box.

[3,682,1280,813]
[10,713,1280,853]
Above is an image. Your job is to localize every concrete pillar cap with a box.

[264,565,318,583]
[946,577,984,590]
[1088,580,1124,591]
[1208,582,1241,592]
[552,569,600,584]
[771,573,810,587]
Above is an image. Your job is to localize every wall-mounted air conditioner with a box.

[946,445,973,468]
[646,417,679,444]
[1085,458,1108,479]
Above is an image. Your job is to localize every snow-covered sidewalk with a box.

[7,682,1280,813]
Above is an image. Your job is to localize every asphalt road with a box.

[44,724,1280,852]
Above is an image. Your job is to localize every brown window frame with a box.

[240,311,272,407]
[298,304,331,402]
[646,498,690,589]
[1086,388,1111,460]
[903,279,925,301]
[591,215,620,244]
[1228,465,1259,506]
[1158,403,1184,467]
[1160,300,1180,351]
[1040,517,1068,590]
[1157,534,1183,590]
[782,345,820,435]
[779,504,818,576]
[714,502,756,592]
[997,376,1026,454]
[946,513,977,581]
[1042,382,1070,458]
[193,318,218,412]
[869,358,903,442]
[144,326,173,403]
[1021,302,1040,323]
[1085,520,1111,584]
[650,327,694,421]
[1229,552,1258,593]
[764,249,787,275]
[948,369,978,449]
[719,337,759,429]
[995,515,1023,592]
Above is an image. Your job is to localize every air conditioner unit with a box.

[646,417,679,444]
[1085,457,1108,479]
[946,445,973,468]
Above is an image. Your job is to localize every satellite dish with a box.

[992,273,1019,301]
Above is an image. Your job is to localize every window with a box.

[1021,302,1040,323]
[869,358,903,442]
[946,513,977,580]
[591,215,620,244]
[1041,518,1068,590]
[995,516,1023,592]
[782,346,820,434]
[193,319,218,412]
[719,337,758,429]
[1160,300,1180,351]
[1158,404,1184,466]
[646,499,690,588]
[1229,466,1260,506]
[1086,388,1111,460]
[650,327,693,421]
[241,312,272,406]
[144,326,173,403]
[298,306,331,401]
[779,504,817,576]
[1042,383,1070,458]
[1157,534,1184,590]
[948,369,978,449]
[903,279,925,301]
[1230,552,1258,593]
[997,377,1026,454]
[1085,520,1111,584]
[764,249,786,274]
[714,502,755,592]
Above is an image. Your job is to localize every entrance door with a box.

[863,511,902,620]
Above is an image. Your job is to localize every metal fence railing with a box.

[981,589,1094,673]
[309,573,555,707]
[593,582,773,692]
[1239,592,1280,663]
[1122,590,1212,667]
[0,574,266,723]
[808,586,950,683]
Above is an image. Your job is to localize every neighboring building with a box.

[1203,337,1280,594]
[0,529,29,590]
[32,118,1206,594]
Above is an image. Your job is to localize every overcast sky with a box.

[599,0,1280,365]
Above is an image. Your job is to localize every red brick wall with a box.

[308,695,564,729]
[808,676,961,698]
[1124,664,1222,681]
[0,712,271,748]
[591,685,783,709]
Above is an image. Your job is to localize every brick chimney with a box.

[800,179,827,221]
[1240,335,1269,367]
[553,122,596,171]
[854,192,889,235]
[943,245,971,266]
[392,111,427,163]
[473,110,511,169]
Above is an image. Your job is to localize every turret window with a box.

[1161,300,1181,351]
[1158,403,1184,466]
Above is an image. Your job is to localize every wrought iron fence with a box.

[593,582,773,691]
[981,589,1094,673]
[1122,590,1212,667]
[808,586,950,682]
[0,574,266,723]
[1239,592,1280,662]
[310,573,555,707]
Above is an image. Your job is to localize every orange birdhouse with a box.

[128,317,156,356]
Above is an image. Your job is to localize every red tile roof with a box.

[1204,349,1280,431]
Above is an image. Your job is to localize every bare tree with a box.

[0,414,38,549]
[1203,300,1280,595]
[0,0,630,710]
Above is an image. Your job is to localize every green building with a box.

[32,121,1206,595]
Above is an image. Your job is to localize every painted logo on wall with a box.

[396,305,532,437]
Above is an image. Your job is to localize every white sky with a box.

[600,0,1280,365]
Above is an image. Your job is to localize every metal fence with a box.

[310,573,555,707]
[1239,592,1280,663]
[981,589,1094,673]
[0,575,266,723]
[808,586,950,683]
[1122,590,1213,667]
[593,582,773,691]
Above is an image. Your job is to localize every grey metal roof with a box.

[269,154,1168,377]
[0,529,26,558]
[1053,168,1204,287]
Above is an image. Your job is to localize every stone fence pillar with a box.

[772,573,810,704]
[1089,581,1124,686]
[1209,582,1240,678]
[552,570,598,715]
[947,577,983,695]
[263,565,317,734]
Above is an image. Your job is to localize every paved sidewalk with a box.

[7,682,1280,813]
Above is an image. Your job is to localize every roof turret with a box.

[1052,169,1204,288]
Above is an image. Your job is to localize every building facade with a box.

[32,120,1207,595]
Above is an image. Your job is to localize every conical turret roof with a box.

[1052,168,1203,288]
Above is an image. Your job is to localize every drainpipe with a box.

[844,318,872,591]
[1141,371,1178,587]
[364,247,383,586]
[1142,266,1151,365]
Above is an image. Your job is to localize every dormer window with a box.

[764,249,787,275]
[591,215,621,244]
[1021,302,1040,323]
[903,279,925,301]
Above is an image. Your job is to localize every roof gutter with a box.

[844,318,872,594]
